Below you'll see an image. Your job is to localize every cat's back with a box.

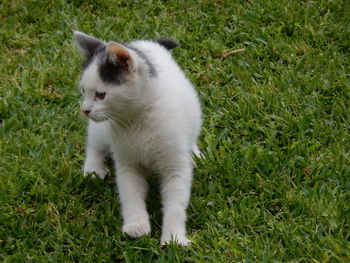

[128,39,201,141]
[128,40,186,81]
[129,40,173,62]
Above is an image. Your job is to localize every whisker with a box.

[105,114,129,135]
[105,116,125,141]
[103,111,133,135]
[103,111,130,129]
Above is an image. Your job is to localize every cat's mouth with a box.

[87,115,108,123]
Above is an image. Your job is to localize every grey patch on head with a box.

[125,44,157,78]
[73,31,105,69]
[97,51,127,85]
[82,45,106,69]
[156,38,180,50]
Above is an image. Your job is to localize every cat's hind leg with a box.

[159,161,193,247]
[83,120,110,179]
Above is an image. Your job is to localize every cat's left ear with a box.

[73,31,104,59]
[106,42,135,73]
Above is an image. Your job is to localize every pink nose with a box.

[83,110,91,115]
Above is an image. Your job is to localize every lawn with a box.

[1,0,350,262]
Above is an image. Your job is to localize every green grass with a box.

[1,0,350,261]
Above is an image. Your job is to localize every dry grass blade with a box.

[215,48,245,58]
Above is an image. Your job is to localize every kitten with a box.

[73,31,202,246]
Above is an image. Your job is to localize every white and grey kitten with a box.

[74,31,202,246]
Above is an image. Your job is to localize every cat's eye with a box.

[95,91,106,100]
[81,87,85,94]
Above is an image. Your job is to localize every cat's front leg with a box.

[83,121,109,179]
[160,166,193,246]
[83,146,108,179]
[116,166,151,238]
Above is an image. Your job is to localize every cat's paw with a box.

[160,234,191,247]
[83,167,108,179]
[123,222,151,238]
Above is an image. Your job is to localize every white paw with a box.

[123,222,151,238]
[161,234,191,247]
[83,167,108,179]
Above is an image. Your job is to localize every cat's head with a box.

[74,31,153,122]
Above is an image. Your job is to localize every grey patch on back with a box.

[156,38,180,50]
[125,44,157,77]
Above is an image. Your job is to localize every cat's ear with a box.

[106,42,134,73]
[73,31,104,59]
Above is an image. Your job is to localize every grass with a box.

[1,0,350,261]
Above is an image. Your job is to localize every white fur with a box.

[79,38,202,246]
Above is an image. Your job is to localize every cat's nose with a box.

[83,110,91,115]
